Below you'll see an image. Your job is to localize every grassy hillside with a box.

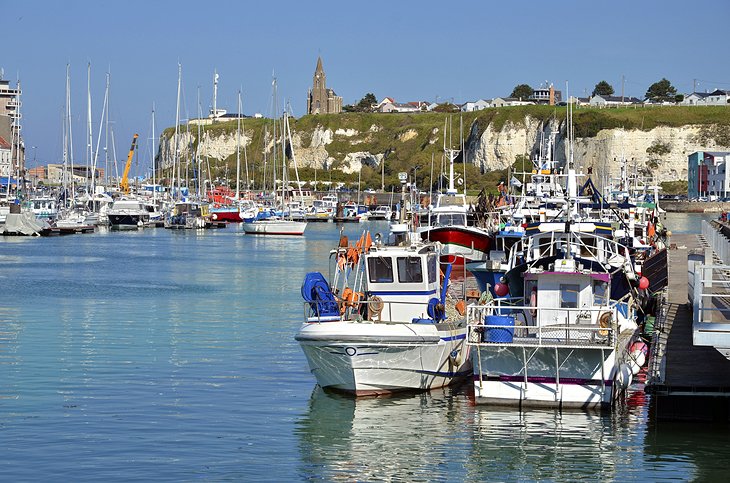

[161,106,730,194]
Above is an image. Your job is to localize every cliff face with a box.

[159,112,730,184]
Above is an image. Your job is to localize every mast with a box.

[212,69,218,120]
[151,102,156,204]
[173,63,182,201]
[92,71,109,197]
[86,63,94,198]
[235,89,241,199]
[66,64,76,207]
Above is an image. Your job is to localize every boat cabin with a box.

[364,245,441,323]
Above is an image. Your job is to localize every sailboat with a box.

[242,83,306,236]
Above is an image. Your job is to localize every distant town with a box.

[1,57,729,195]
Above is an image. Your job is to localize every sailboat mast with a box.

[151,103,156,204]
[173,63,182,201]
[235,89,241,199]
[86,63,94,197]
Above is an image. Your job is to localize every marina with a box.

[1,217,728,480]
[2,1,729,479]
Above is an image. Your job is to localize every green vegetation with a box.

[510,84,533,99]
[645,78,678,103]
[343,93,377,113]
[646,140,671,156]
[160,106,730,192]
[661,180,688,194]
[592,80,614,96]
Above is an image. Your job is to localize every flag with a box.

[510,176,523,188]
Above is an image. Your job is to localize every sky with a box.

[3,0,730,173]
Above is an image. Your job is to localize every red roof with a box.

[0,136,11,150]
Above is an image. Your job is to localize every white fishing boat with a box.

[296,229,471,395]
[467,219,644,409]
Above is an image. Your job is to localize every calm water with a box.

[0,214,727,481]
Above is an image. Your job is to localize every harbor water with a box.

[1,214,728,480]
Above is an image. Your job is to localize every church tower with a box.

[307,57,342,115]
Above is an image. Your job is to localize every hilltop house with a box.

[681,89,730,106]
[589,95,642,107]
[529,86,562,105]
[461,99,491,112]
[490,97,533,107]
[380,101,421,113]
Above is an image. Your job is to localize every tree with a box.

[433,102,460,113]
[592,80,614,96]
[645,78,677,103]
[356,93,377,112]
[510,84,533,100]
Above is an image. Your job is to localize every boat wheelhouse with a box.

[467,220,642,409]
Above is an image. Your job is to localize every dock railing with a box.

[692,221,730,347]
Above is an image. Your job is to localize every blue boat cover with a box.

[301,272,340,318]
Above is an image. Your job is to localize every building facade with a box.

[0,76,24,177]
[688,151,730,199]
[306,57,342,115]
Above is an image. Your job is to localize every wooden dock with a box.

[646,233,730,421]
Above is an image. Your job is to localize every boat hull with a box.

[108,213,146,229]
[242,220,307,235]
[471,335,636,408]
[420,226,492,265]
[296,321,471,395]
[210,208,242,222]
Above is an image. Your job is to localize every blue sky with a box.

[4,0,730,172]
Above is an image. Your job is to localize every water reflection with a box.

[296,386,469,481]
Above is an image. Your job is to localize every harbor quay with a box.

[646,221,730,421]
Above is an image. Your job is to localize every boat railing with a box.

[303,296,461,325]
[466,301,616,349]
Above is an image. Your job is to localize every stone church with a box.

[306,57,342,115]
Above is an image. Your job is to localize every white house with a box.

[681,90,729,106]
[380,102,420,113]
[589,95,642,107]
[490,97,533,107]
[376,97,396,110]
[461,99,491,112]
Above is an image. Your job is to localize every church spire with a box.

[315,56,324,74]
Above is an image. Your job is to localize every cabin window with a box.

[436,213,466,226]
[560,284,580,309]
[368,257,394,283]
[397,256,423,283]
[427,255,437,283]
[593,280,608,306]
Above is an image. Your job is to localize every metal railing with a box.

[303,297,456,325]
[703,220,730,264]
[466,301,617,349]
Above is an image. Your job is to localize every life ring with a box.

[599,312,612,337]
[529,288,538,318]
[369,296,384,321]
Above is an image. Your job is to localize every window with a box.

[397,256,423,283]
[593,280,608,306]
[368,257,393,283]
[427,255,437,283]
[560,284,580,308]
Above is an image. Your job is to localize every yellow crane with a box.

[120,133,139,194]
